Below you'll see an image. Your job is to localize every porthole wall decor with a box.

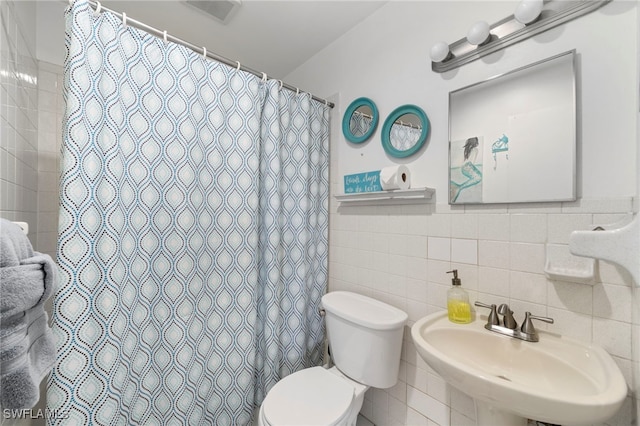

[381,104,430,158]
[342,97,379,144]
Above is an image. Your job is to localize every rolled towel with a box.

[0,254,56,320]
[0,218,57,320]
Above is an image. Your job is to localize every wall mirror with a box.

[382,104,430,158]
[342,97,379,144]
[449,50,576,204]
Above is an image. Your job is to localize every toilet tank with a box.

[321,291,408,389]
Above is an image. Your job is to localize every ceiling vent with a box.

[184,0,242,25]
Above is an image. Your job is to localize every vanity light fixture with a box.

[430,0,610,73]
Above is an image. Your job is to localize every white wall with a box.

[287,1,638,425]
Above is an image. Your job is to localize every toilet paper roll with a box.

[380,165,411,190]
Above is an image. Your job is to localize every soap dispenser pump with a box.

[446,270,471,324]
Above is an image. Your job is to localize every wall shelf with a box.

[334,187,435,207]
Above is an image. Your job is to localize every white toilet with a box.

[258,291,408,426]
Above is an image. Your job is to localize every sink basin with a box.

[411,311,627,426]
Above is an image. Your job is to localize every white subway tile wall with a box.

[329,194,636,426]
[0,1,63,260]
[1,0,39,246]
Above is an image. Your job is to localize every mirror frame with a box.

[381,104,430,158]
[342,97,379,144]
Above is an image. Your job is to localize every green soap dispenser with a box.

[446,270,471,324]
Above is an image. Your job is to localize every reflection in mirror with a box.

[389,114,423,151]
[349,105,374,138]
[448,50,576,204]
[381,104,430,158]
[342,97,378,144]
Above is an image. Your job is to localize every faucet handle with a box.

[521,312,554,335]
[474,301,499,326]
[497,304,517,329]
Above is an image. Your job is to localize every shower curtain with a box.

[47,1,329,424]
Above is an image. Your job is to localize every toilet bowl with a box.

[258,366,367,426]
[258,291,408,426]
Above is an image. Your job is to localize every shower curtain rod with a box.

[86,0,335,108]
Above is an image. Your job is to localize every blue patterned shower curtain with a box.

[47,1,329,424]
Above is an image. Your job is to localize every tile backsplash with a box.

[329,196,635,426]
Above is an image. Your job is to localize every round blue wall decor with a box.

[381,104,430,158]
[342,97,379,144]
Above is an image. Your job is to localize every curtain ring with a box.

[296,88,300,95]
[93,1,102,16]
[202,47,207,59]
[325,99,329,107]
[122,12,127,28]
[278,80,284,90]
[163,30,167,44]
[236,61,241,71]
[261,72,267,82]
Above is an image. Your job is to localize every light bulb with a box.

[514,0,544,24]
[466,21,491,46]
[430,41,450,62]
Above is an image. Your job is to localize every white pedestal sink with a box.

[411,312,627,426]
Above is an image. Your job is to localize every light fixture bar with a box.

[432,0,610,73]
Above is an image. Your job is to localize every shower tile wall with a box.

[1,0,39,246]
[0,0,62,259]
[329,196,636,426]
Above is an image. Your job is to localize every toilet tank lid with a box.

[321,291,408,330]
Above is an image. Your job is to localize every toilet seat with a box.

[261,366,355,426]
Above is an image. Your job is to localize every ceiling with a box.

[98,1,388,79]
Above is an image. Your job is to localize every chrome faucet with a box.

[475,301,554,342]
